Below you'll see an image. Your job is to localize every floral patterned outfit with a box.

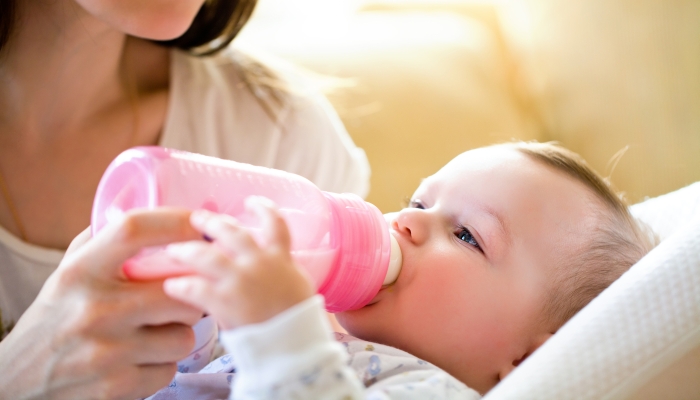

[148,295,481,400]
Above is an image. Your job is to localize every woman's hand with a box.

[0,208,205,400]
[163,197,315,331]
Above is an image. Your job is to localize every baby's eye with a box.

[456,226,481,250]
[408,199,425,209]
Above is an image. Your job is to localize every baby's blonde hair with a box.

[500,141,656,330]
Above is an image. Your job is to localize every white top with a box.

[0,48,370,335]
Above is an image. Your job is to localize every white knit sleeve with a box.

[219,295,364,399]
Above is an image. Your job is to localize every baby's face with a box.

[336,146,598,393]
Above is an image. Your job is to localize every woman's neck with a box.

[0,1,170,248]
[0,0,132,146]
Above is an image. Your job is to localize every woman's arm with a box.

[0,209,204,400]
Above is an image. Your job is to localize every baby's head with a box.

[336,142,654,393]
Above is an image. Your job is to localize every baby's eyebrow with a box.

[480,204,512,248]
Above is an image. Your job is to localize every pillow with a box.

[483,182,700,399]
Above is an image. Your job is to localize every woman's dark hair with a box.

[0,0,15,51]
[157,0,257,56]
[0,0,257,56]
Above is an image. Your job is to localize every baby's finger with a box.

[163,275,216,313]
[165,241,233,279]
[189,210,261,256]
[245,196,291,253]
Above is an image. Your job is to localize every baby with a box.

[157,142,655,399]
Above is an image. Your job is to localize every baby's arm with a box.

[163,198,478,399]
[162,198,365,398]
[162,198,314,331]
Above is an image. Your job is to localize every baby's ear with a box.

[498,332,554,381]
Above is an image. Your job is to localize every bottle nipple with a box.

[383,234,403,285]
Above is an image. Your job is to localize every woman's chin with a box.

[76,0,205,41]
[123,17,195,41]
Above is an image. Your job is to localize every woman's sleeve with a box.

[219,296,480,400]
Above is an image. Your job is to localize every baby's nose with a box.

[394,208,430,245]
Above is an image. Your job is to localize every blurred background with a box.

[236,0,700,213]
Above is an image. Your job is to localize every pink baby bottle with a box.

[91,146,402,313]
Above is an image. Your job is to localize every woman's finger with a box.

[31,362,180,400]
[129,323,196,365]
[93,363,179,400]
[132,363,180,399]
[64,208,201,279]
[65,226,92,257]
[118,281,205,327]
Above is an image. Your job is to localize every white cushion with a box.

[484,183,700,399]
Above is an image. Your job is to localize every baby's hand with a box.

[163,197,315,330]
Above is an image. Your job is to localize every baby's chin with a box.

[335,303,397,346]
[334,308,371,338]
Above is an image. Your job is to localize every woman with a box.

[0,0,369,397]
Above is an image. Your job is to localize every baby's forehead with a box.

[424,145,603,247]
[450,146,523,167]
[427,147,536,184]
[434,146,588,190]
